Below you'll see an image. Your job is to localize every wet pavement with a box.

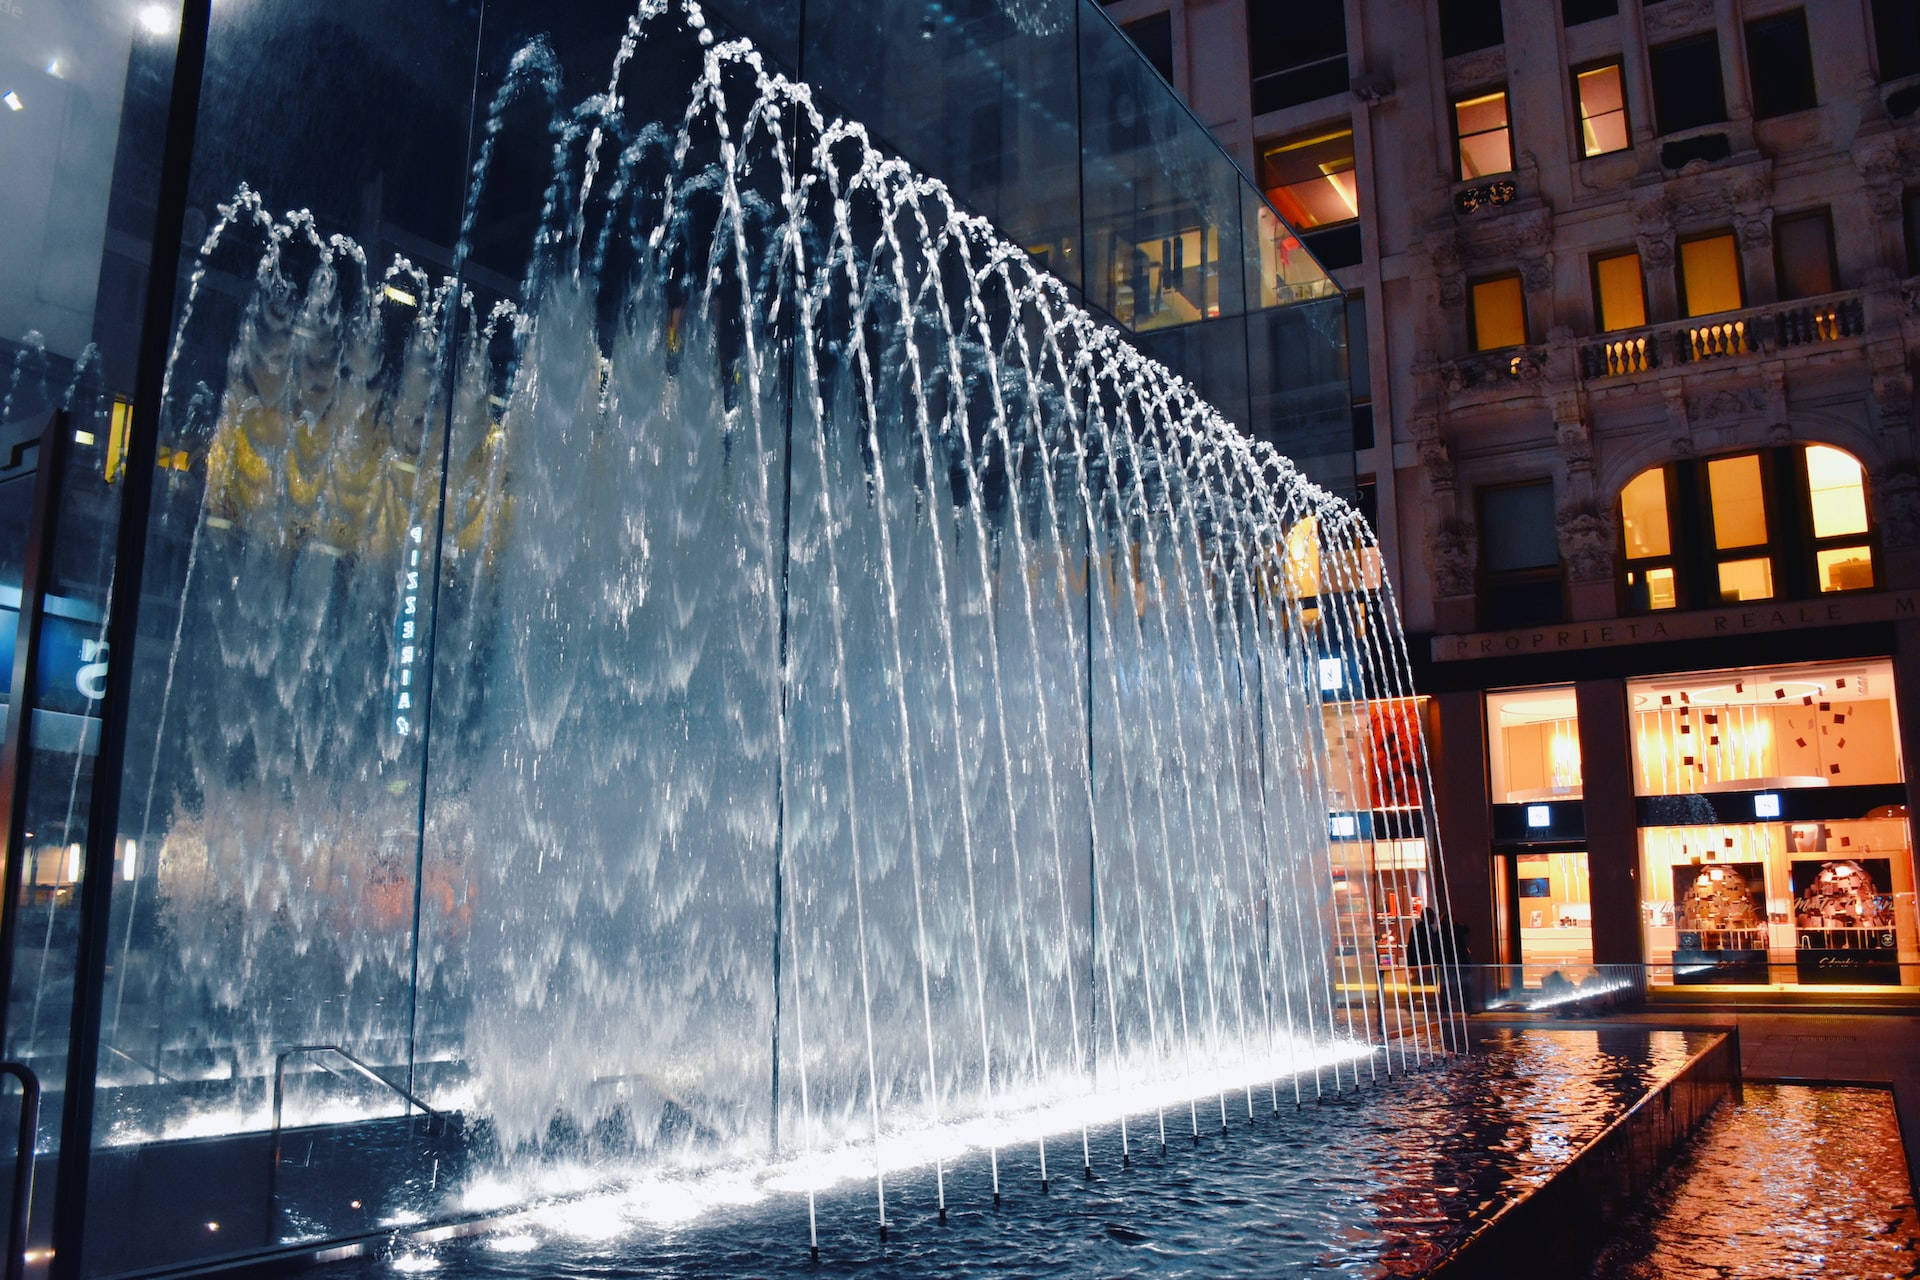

[1588,1083,1920,1280]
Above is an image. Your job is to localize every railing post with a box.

[0,1064,38,1280]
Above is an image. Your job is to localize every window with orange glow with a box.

[1679,233,1744,317]
[1454,90,1513,179]
[1804,444,1875,592]
[1487,686,1582,802]
[1471,275,1527,350]
[1618,444,1877,611]
[1592,250,1647,332]
[1575,62,1630,156]
[1260,127,1358,231]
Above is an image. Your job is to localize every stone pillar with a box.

[1576,677,1645,967]
[1634,194,1677,324]
[1430,690,1495,965]
[1891,620,1920,903]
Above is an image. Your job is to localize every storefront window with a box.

[1487,685,1582,802]
[1640,815,1915,986]
[1632,659,1913,988]
[1630,660,1902,795]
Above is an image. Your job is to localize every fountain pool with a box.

[320,1028,1724,1278]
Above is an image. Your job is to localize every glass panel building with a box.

[0,1,1383,1275]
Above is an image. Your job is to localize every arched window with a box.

[1619,444,1877,612]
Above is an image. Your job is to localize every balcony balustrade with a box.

[1577,290,1867,383]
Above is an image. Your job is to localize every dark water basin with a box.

[339,1028,1714,1279]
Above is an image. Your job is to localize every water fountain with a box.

[42,0,1479,1268]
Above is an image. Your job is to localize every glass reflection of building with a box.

[0,1,1393,1276]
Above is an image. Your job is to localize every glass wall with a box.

[0,1,1384,1274]
[1487,686,1582,803]
[1630,660,1916,987]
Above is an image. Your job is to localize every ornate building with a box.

[1106,0,1920,990]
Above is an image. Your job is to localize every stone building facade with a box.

[1105,0,1920,989]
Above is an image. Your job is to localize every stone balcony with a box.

[1576,290,1869,382]
[1433,286,1884,407]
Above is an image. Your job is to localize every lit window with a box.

[1804,444,1875,593]
[1592,250,1646,332]
[1575,63,1630,156]
[1471,275,1527,350]
[1717,556,1774,602]
[1285,515,1321,599]
[1486,686,1582,802]
[1816,546,1876,592]
[1261,127,1359,230]
[1620,446,1876,613]
[1680,234,1744,317]
[1455,90,1513,179]
[1707,453,1769,549]
[1620,467,1671,559]
[1806,445,1869,537]
[1643,566,1677,610]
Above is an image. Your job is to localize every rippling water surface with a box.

[1591,1082,1920,1280]
[342,1029,1709,1279]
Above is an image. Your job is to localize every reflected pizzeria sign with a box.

[1432,590,1920,662]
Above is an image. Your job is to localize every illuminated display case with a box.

[1631,659,1915,986]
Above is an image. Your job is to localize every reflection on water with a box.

[330,1029,1709,1279]
[1591,1083,1920,1280]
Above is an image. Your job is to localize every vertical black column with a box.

[0,411,70,1052]
[50,3,211,1275]
[1576,677,1645,968]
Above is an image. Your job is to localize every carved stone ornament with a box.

[1553,410,1593,466]
[1350,68,1396,106]
[1428,517,1478,598]
[1411,414,1454,484]
[1642,0,1713,40]
[1875,372,1915,433]
[1854,139,1910,220]
[1872,462,1920,551]
[1556,501,1616,584]
[1632,195,1675,269]
[1520,254,1553,294]
[1733,206,1773,251]
[1868,179,1906,223]
[1691,387,1767,423]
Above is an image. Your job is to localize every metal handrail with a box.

[0,1062,40,1280]
[271,1045,442,1142]
[101,1041,177,1085]
[267,1046,444,1246]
